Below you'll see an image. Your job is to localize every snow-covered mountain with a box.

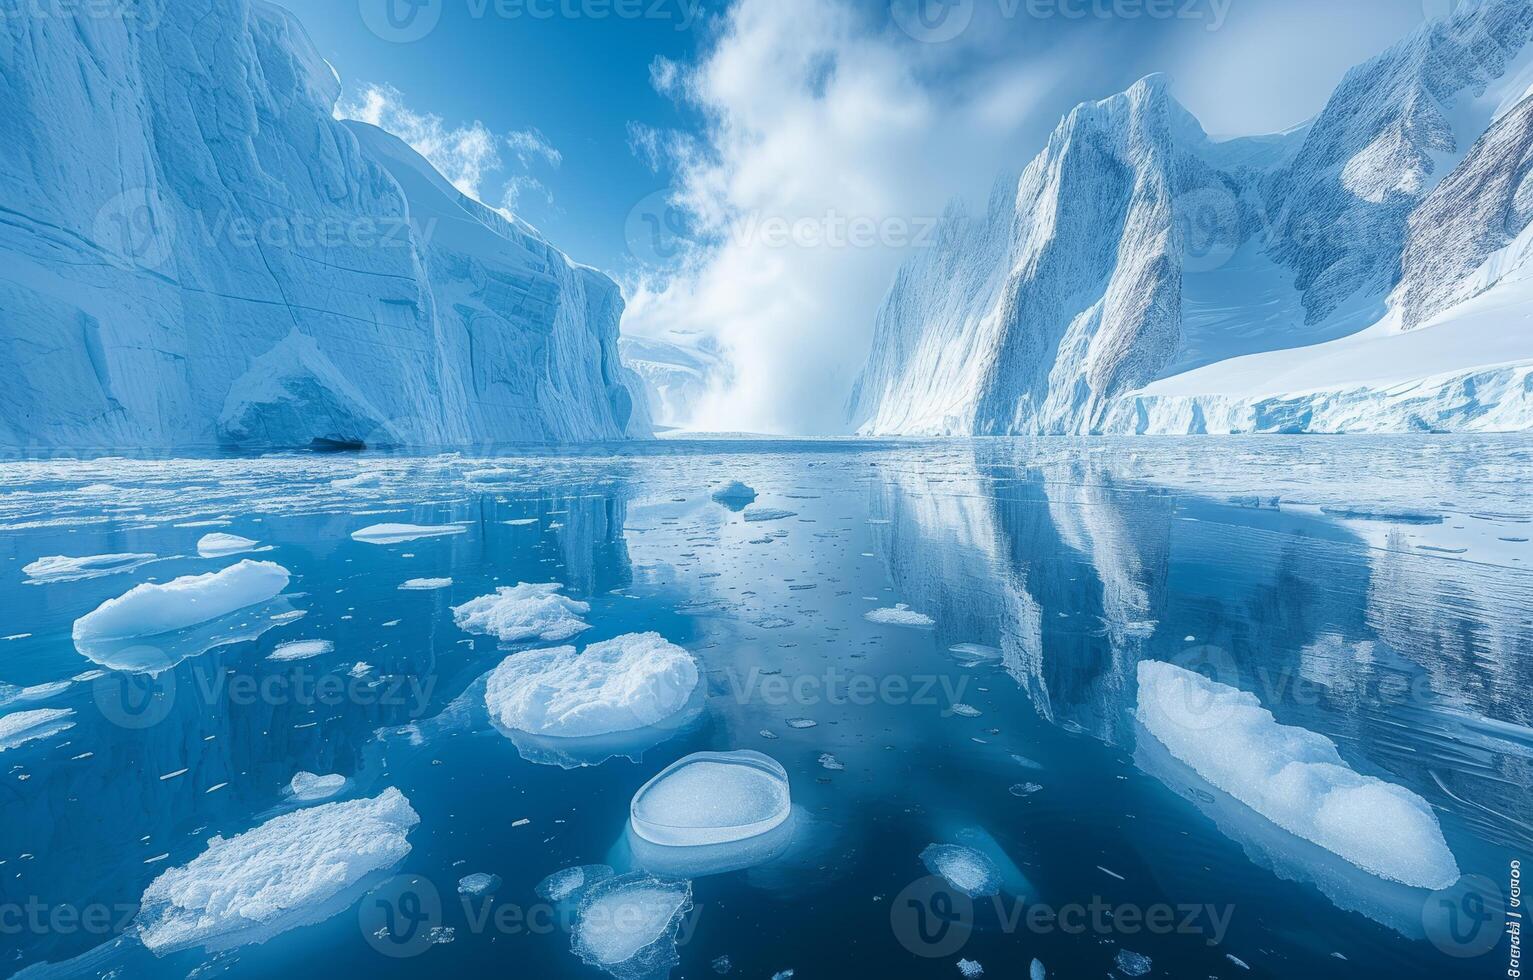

[852,0,1533,435]
[0,0,648,450]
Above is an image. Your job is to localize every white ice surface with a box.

[571,873,693,978]
[196,534,263,558]
[630,751,792,847]
[23,553,157,584]
[72,561,290,641]
[269,640,333,662]
[0,708,75,752]
[865,605,936,628]
[287,772,346,802]
[920,843,1001,898]
[453,583,592,644]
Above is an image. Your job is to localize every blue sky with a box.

[292,0,1444,432]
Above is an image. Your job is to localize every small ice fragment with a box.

[73,561,290,641]
[1030,959,1045,980]
[136,789,418,953]
[288,772,346,802]
[452,583,591,643]
[23,553,157,584]
[1227,953,1250,970]
[1115,950,1151,976]
[771,971,794,980]
[949,643,1002,662]
[710,481,758,503]
[197,534,263,558]
[1009,783,1042,797]
[864,604,935,628]
[0,709,75,752]
[486,633,699,738]
[949,704,982,718]
[504,518,540,526]
[742,507,797,523]
[269,640,333,662]
[349,662,372,678]
[537,865,614,904]
[920,843,1001,898]
[399,578,453,591]
[957,960,983,978]
[457,873,502,897]
[570,873,693,979]
[711,954,733,974]
[351,523,467,545]
[631,751,792,847]
[818,753,845,771]
[786,718,817,730]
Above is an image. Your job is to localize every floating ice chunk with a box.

[710,481,758,505]
[818,753,845,771]
[0,708,75,752]
[786,718,817,730]
[23,552,157,584]
[711,955,733,974]
[949,643,1002,663]
[1030,960,1045,980]
[197,534,264,558]
[136,788,418,953]
[287,772,346,802]
[486,633,698,739]
[742,507,796,523]
[631,751,792,847]
[351,523,467,545]
[1115,949,1151,976]
[399,578,453,591]
[452,583,591,643]
[537,864,614,904]
[957,960,983,978]
[0,681,71,708]
[920,843,1001,898]
[571,873,693,980]
[864,604,935,628]
[1136,661,1460,890]
[458,873,502,897]
[269,640,333,662]
[73,561,290,642]
[949,704,982,718]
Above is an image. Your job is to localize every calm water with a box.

[1,438,1530,979]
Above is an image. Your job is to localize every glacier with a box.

[0,0,649,450]
[851,0,1533,436]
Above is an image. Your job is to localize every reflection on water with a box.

[0,437,1528,978]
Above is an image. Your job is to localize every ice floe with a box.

[537,864,615,904]
[920,843,1001,898]
[864,604,936,628]
[351,523,467,545]
[631,751,792,847]
[485,633,699,738]
[0,708,76,752]
[136,788,419,953]
[399,577,453,591]
[1136,661,1460,890]
[458,873,502,897]
[1115,950,1152,976]
[742,507,797,523]
[710,481,758,509]
[73,561,290,642]
[23,552,157,584]
[269,640,334,662]
[287,771,346,802]
[570,873,693,980]
[452,583,591,643]
[957,960,983,978]
[196,533,265,558]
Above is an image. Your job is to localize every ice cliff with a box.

[852,0,1533,435]
[0,0,649,449]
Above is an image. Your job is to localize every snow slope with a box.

[853,0,1533,435]
[0,0,648,449]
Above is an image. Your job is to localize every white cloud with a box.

[506,128,563,169]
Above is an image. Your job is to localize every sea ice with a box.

[570,873,693,979]
[458,873,502,897]
[287,772,346,802]
[920,843,1001,898]
[351,523,468,545]
[485,633,699,738]
[865,604,936,628]
[0,708,75,752]
[196,534,263,558]
[536,864,615,904]
[72,561,290,641]
[269,640,334,662]
[136,788,419,953]
[1137,661,1461,889]
[630,751,792,847]
[452,583,592,643]
[399,578,453,591]
[23,553,157,584]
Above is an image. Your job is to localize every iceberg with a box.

[453,583,592,643]
[1136,661,1460,889]
[287,772,346,802]
[351,524,467,545]
[0,708,76,752]
[136,788,419,953]
[919,843,1001,899]
[23,553,157,585]
[196,534,264,558]
[710,481,758,510]
[570,873,693,980]
[72,561,290,642]
[485,633,699,738]
[630,751,792,847]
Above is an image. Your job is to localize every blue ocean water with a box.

[0,438,1529,979]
